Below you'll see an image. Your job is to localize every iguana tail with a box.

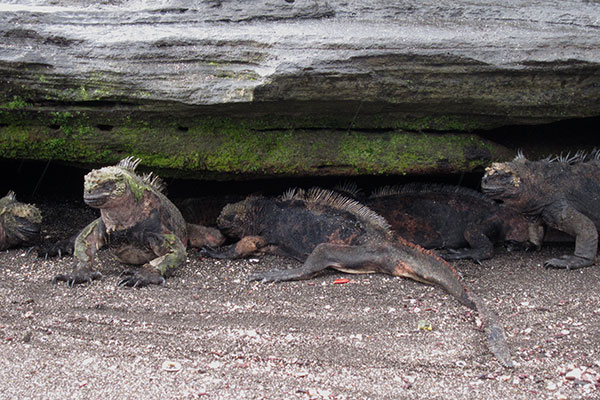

[464,287,514,368]
[395,237,514,368]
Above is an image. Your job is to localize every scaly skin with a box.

[201,187,513,368]
[0,191,41,250]
[482,151,600,270]
[52,157,188,288]
[365,184,538,262]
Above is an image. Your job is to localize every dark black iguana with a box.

[364,184,541,262]
[52,157,223,287]
[0,191,41,250]
[482,150,600,269]
[201,187,513,367]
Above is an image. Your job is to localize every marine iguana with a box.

[201,187,513,367]
[0,191,41,250]
[52,157,223,288]
[364,184,541,262]
[482,150,600,269]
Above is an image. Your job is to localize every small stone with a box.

[245,329,259,338]
[161,360,182,372]
[417,320,432,331]
[565,368,583,381]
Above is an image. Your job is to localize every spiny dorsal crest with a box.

[369,183,490,202]
[546,150,594,164]
[370,185,404,198]
[332,181,362,199]
[116,156,142,172]
[515,149,599,165]
[282,187,390,232]
[513,149,526,161]
[5,191,16,201]
[280,187,301,201]
[141,172,166,193]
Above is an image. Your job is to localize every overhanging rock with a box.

[1,1,599,178]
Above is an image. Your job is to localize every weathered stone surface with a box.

[0,0,599,178]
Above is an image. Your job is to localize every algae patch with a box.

[339,131,496,174]
[0,111,510,178]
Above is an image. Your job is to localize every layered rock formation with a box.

[1,1,599,178]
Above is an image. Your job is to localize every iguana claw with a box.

[117,268,166,288]
[52,269,103,287]
[544,255,594,270]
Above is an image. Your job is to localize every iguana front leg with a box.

[199,236,266,259]
[442,224,494,262]
[117,232,186,288]
[544,205,597,269]
[52,218,106,287]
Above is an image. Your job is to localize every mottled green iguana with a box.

[53,157,223,287]
[0,191,41,250]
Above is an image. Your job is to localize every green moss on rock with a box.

[339,131,495,174]
[0,109,512,179]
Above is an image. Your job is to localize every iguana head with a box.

[0,191,42,248]
[481,161,523,201]
[83,165,131,208]
[217,199,250,238]
[83,157,146,209]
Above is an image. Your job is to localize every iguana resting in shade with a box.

[201,187,513,367]
[52,157,223,287]
[364,184,541,262]
[482,150,600,269]
[0,191,41,250]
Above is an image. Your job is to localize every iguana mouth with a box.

[83,193,110,207]
[480,186,504,196]
[16,218,40,234]
[13,217,40,240]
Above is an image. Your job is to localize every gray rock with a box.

[0,0,599,177]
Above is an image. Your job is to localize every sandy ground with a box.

[0,199,599,400]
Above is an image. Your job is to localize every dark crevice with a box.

[477,115,600,158]
[253,127,397,133]
[0,158,483,201]
[96,124,113,131]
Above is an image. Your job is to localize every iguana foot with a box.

[198,246,224,259]
[52,268,103,287]
[441,248,486,264]
[37,238,74,259]
[544,255,594,270]
[505,240,537,252]
[118,268,166,288]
